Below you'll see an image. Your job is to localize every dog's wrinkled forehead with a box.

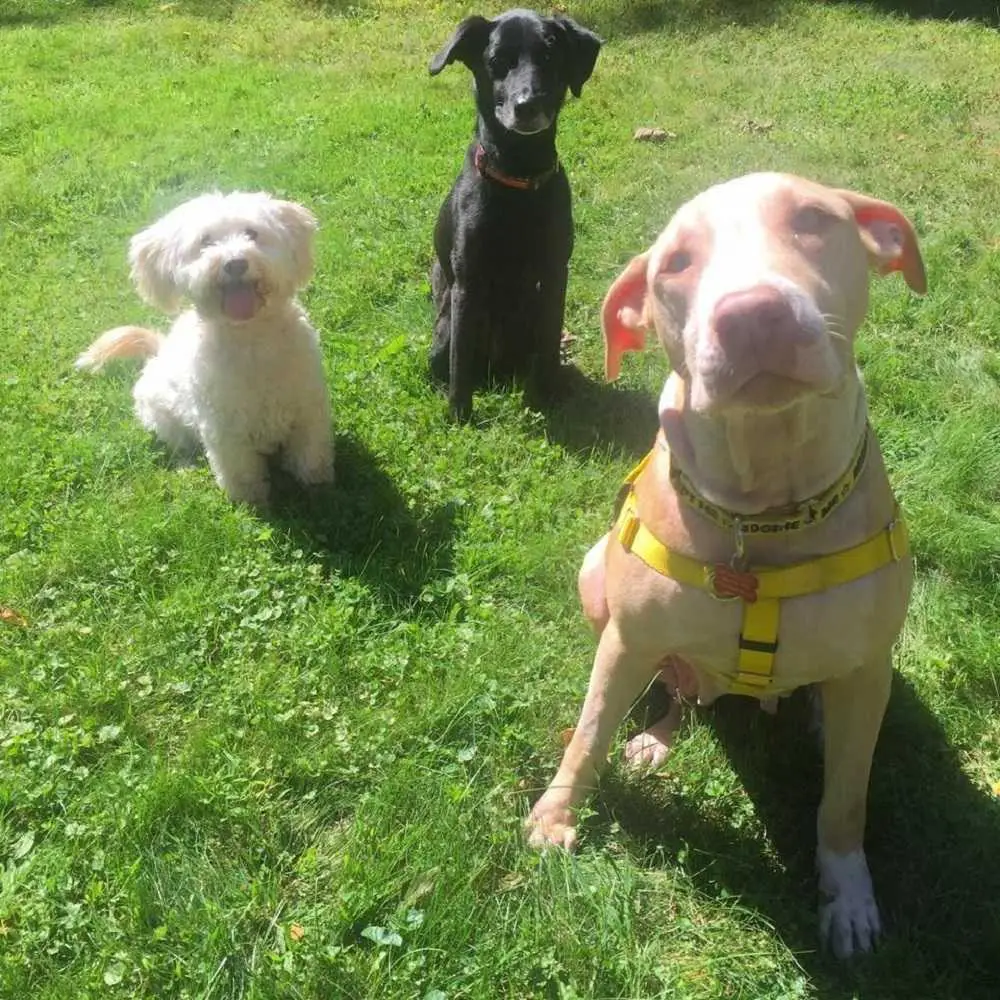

[649,173,854,277]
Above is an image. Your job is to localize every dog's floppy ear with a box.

[273,199,318,289]
[129,213,184,314]
[834,189,927,294]
[554,16,602,98]
[602,252,650,381]
[429,15,493,75]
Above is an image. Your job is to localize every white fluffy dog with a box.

[76,191,334,506]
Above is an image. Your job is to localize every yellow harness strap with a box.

[615,453,910,697]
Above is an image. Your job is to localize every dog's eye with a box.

[200,235,216,248]
[244,228,259,242]
[490,52,514,75]
[663,249,692,275]
[792,205,837,238]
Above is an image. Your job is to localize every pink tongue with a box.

[222,286,257,321]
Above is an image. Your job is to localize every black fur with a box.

[428,8,601,422]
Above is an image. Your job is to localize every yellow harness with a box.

[614,431,910,697]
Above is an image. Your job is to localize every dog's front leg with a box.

[204,439,271,507]
[816,657,892,958]
[282,413,335,487]
[526,265,568,409]
[526,619,661,850]
[448,284,482,423]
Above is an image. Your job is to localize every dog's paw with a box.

[525,792,578,852]
[624,730,671,771]
[817,847,882,958]
[293,459,334,487]
[448,398,473,424]
[624,701,681,772]
[224,479,271,509]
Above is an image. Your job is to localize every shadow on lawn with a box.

[541,364,658,461]
[570,0,999,37]
[568,0,794,39]
[268,433,458,611]
[599,674,1000,997]
[845,0,999,26]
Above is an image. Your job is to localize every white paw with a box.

[817,847,882,958]
[624,729,671,771]
[624,702,681,772]
[289,454,334,486]
[222,477,271,508]
[525,792,578,852]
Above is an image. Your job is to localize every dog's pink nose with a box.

[712,286,812,367]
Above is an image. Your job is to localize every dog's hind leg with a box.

[134,372,198,456]
[429,261,452,386]
[446,284,484,422]
[578,534,610,634]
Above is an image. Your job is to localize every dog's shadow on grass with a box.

[597,675,1000,998]
[538,365,658,461]
[267,434,458,611]
[570,0,1000,38]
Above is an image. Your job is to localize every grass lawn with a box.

[3,0,1000,996]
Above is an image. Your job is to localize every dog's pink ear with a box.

[835,190,927,294]
[274,200,318,289]
[129,217,183,314]
[601,253,650,381]
[429,16,492,75]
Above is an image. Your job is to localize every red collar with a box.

[474,144,560,191]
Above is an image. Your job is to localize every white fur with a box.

[79,191,334,506]
[817,846,882,957]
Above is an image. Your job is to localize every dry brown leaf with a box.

[0,607,28,628]
[289,923,305,942]
[633,126,676,144]
[560,727,575,747]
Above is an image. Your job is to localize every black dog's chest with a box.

[456,174,573,280]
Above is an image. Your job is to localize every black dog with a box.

[428,8,602,422]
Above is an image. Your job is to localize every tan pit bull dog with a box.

[526,173,926,958]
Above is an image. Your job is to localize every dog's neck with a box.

[660,373,869,515]
[475,115,560,180]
